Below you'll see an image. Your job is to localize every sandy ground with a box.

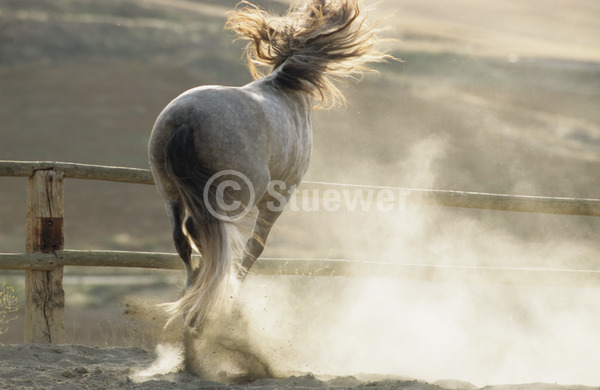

[0,343,450,389]
[1,1,599,389]
[1,343,596,390]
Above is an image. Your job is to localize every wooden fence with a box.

[1,160,599,343]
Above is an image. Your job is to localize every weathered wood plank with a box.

[252,258,600,287]
[0,253,57,270]
[55,250,185,269]
[298,181,600,217]
[406,189,600,216]
[1,250,599,287]
[0,160,154,184]
[25,170,66,344]
[2,160,600,216]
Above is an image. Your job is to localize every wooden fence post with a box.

[25,169,66,343]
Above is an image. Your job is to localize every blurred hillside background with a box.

[1,0,599,361]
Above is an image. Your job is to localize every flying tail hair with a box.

[226,0,392,108]
[161,124,242,328]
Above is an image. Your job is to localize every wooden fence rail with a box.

[0,160,154,184]
[3,160,600,216]
[1,250,599,286]
[1,159,599,343]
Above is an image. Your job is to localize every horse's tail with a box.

[161,124,241,328]
[226,0,391,108]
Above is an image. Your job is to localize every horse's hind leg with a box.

[167,200,194,287]
[237,193,289,280]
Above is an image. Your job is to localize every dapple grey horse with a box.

[149,0,390,327]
